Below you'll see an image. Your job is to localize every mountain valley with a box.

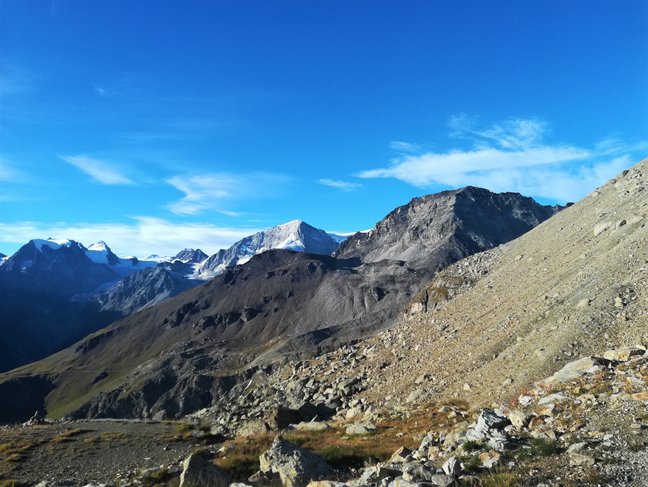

[0,162,646,487]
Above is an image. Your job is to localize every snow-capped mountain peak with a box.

[174,248,208,264]
[31,238,77,252]
[85,241,121,266]
[196,220,343,279]
[88,241,109,252]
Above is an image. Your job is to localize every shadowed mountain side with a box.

[0,278,122,372]
[95,265,200,316]
[0,251,421,420]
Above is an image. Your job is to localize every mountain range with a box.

[0,186,560,421]
[0,221,346,372]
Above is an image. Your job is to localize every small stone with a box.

[479,451,501,469]
[593,221,611,236]
[602,346,645,362]
[569,452,595,467]
[507,410,528,429]
[576,298,590,308]
[631,392,648,401]
[518,395,533,406]
[442,456,460,477]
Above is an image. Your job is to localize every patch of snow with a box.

[31,238,75,252]
[326,233,349,244]
[85,241,113,265]
[142,254,173,263]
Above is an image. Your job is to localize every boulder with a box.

[418,432,438,451]
[478,409,510,430]
[602,346,645,362]
[402,463,439,482]
[179,451,232,487]
[538,393,567,406]
[388,446,413,463]
[237,419,271,437]
[345,421,377,435]
[543,357,599,385]
[259,437,334,487]
[358,465,403,484]
[464,410,511,451]
[266,407,303,430]
[465,409,509,441]
[290,421,333,432]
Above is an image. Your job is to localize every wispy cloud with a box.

[359,116,646,202]
[448,114,549,150]
[0,156,20,182]
[389,140,422,153]
[92,85,120,97]
[0,217,259,257]
[61,155,134,185]
[318,178,362,191]
[167,172,290,215]
[0,64,33,98]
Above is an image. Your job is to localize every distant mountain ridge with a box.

[197,220,342,278]
[174,248,209,264]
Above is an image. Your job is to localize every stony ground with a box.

[0,419,217,486]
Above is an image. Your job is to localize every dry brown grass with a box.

[84,431,128,444]
[50,428,90,444]
[216,401,471,480]
[0,438,45,464]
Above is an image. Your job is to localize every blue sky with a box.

[0,0,646,257]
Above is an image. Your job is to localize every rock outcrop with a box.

[257,438,333,487]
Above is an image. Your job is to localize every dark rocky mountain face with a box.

[0,241,120,296]
[0,253,6,259]
[174,248,208,263]
[0,277,121,373]
[336,186,561,275]
[0,241,125,372]
[0,187,560,422]
[95,264,200,315]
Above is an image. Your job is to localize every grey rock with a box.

[442,456,460,477]
[346,421,377,435]
[389,446,413,463]
[402,463,439,482]
[387,478,419,487]
[259,437,334,487]
[179,451,232,487]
